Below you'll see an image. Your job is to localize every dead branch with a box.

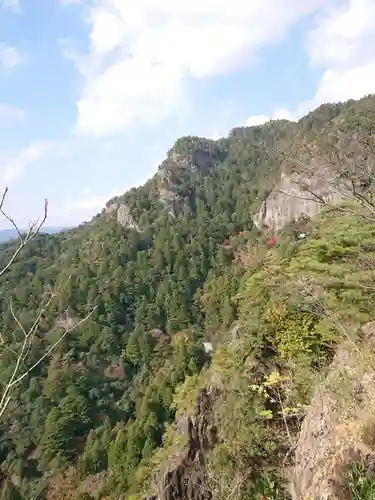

[0,189,97,418]
[0,187,48,278]
[0,303,97,418]
[203,462,251,500]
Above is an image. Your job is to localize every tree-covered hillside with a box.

[0,227,68,244]
[1,94,375,499]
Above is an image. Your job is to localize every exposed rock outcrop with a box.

[254,159,343,233]
[290,322,375,499]
[158,187,180,216]
[147,387,219,500]
[167,150,212,174]
[158,148,213,216]
[105,202,140,231]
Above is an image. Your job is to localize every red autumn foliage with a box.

[267,237,277,248]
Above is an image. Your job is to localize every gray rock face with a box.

[168,150,212,173]
[117,204,140,230]
[158,149,213,216]
[159,187,177,206]
[105,202,140,231]
[146,387,219,500]
[254,160,343,233]
[105,202,118,214]
[290,322,375,499]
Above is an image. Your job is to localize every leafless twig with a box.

[0,188,97,418]
[0,187,48,278]
[278,133,375,224]
[0,303,97,418]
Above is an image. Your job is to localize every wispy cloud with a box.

[62,0,330,137]
[245,115,271,127]
[1,140,59,185]
[0,103,27,120]
[60,0,81,5]
[2,0,21,13]
[302,0,375,110]
[254,0,375,123]
[245,108,295,127]
[0,43,24,71]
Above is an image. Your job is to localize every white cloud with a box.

[207,131,221,140]
[273,0,375,120]
[2,0,21,13]
[306,0,375,71]
[272,108,294,121]
[65,0,330,137]
[304,0,375,109]
[0,43,23,71]
[0,104,26,119]
[0,141,59,185]
[245,108,296,127]
[245,115,270,126]
[308,64,375,105]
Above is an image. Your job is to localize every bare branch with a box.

[276,133,375,226]
[226,471,251,500]
[0,190,97,420]
[0,187,8,211]
[0,331,19,359]
[9,298,28,338]
[0,291,97,418]
[1,206,23,240]
[9,307,97,389]
[0,188,48,279]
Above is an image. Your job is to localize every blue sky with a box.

[0,0,374,229]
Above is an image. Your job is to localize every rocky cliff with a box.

[147,387,218,500]
[290,322,375,499]
[253,157,342,233]
[105,201,140,231]
[157,144,214,216]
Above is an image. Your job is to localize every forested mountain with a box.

[1,94,375,499]
[0,227,69,244]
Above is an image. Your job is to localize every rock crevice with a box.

[147,387,218,500]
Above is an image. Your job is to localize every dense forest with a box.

[1,94,375,499]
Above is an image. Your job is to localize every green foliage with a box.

[2,94,375,498]
[264,305,335,364]
[248,472,287,500]
[346,462,375,500]
[199,265,242,332]
[0,479,22,500]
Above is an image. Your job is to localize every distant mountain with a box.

[0,226,70,243]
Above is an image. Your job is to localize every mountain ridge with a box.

[100,95,375,236]
[1,94,375,499]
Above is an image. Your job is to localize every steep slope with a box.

[0,120,295,500]
[1,94,375,499]
[140,208,375,500]
[291,321,375,499]
[255,96,375,232]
